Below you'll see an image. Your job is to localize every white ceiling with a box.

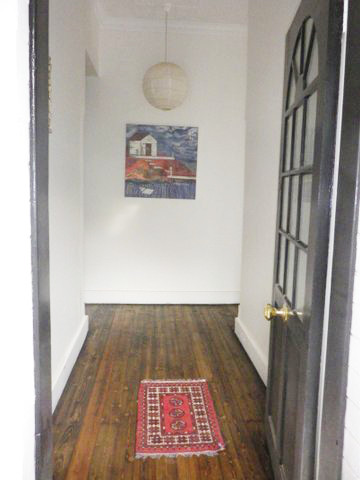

[99,0,248,25]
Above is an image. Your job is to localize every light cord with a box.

[165,9,168,62]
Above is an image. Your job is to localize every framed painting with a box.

[125,124,198,199]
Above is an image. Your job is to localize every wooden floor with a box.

[53,305,273,480]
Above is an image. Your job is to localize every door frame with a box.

[29,0,52,479]
[29,0,358,478]
[316,0,360,478]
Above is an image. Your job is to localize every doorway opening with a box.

[29,0,360,479]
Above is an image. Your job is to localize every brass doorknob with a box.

[264,304,294,323]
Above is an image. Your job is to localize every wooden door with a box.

[265,1,344,479]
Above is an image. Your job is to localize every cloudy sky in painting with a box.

[126,124,198,172]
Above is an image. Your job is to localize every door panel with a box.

[282,339,300,479]
[265,1,344,479]
[269,319,284,437]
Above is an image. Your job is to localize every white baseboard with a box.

[234,316,268,385]
[83,290,241,305]
[52,315,89,412]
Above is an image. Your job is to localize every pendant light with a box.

[143,3,188,111]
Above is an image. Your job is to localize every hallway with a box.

[53,305,273,479]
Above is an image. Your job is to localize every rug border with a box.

[135,378,225,459]
[140,379,207,383]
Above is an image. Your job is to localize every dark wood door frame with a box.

[28,0,358,478]
[317,0,360,478]
[29,0,52,479]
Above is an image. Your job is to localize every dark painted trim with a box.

[318,1,360,478]
[29,0,52,478]
[266,1,344,478]
[26,0,358,478]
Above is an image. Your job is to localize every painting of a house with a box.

[129,133,157,157]
[125,124,198,199]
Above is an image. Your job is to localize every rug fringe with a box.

[135,449,224,460]
[140,379,206,384]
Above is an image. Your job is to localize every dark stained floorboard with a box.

[53,305,273,480]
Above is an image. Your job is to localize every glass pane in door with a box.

[294,35,302,76]
[299,175,312,245]
[277,234,286,290]
[304,92,317,166]
[307,34,319,85]
[293,106,304,169]
[287,70,296,109]
[284,116,293,171]
[303,18,314,61]
[281,177,290,231]
[295,249,307,319]
[289,176,299,237]
[285,242,296,304]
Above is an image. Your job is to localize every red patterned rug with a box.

[135,379,225,458]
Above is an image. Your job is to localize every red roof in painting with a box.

[126,156,195,180]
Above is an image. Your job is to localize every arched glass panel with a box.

[306,38,318,85]
[303,18,314,61]
[294,34,302,77]
[287,68,296,109]
[304,18,319,85]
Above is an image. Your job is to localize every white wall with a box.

[83,22,247,304]
[1,1,35,478]
[235,0,300,383]
[49,0,89,410]
[342,225,360,479]
[86,0,100,75]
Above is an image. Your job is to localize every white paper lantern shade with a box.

[143,62,188,111]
